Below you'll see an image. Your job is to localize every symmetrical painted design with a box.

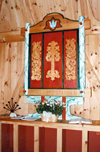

[65,38,76,80]
[24,23,30,95]
[24,15,85,120]
[45,17,61,30]
[31,41,42,81]
[46,41,60,81]
[79,16,85,96]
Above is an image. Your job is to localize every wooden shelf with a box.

[19,87,92,97]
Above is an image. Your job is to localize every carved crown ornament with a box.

[44,17,62,30]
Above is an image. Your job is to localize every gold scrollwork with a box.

[65,38,76,80]
[46,41,60,81]
[31,41,41,81]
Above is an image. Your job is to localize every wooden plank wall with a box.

[0,0,100,120]
[0,42,36,116]
[71,34,100,120]
[0,35,100,120]
[70,0,100,120]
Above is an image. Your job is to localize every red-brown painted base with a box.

[18,125,34,152]
[1,123,13,152]
[62,129,82,152]
[88,131,100,152]
[39,127,57,152]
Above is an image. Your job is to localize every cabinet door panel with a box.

[88,131,100,152]
[1,123,13,152]
[62,129,82,152]
[18,125,34,152]
[39,127,57,152]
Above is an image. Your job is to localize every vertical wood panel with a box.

[82,130,88,152]
[4,43,11,105]
[34,126,39,152]
[57,128,62,152]
[13,123,18,152]
[11,43,18,98]
[1,43,5,114]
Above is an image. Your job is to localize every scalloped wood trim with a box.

[21,13,91,36]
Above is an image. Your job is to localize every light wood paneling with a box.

[0,42,29,116]
[0,0,100,120]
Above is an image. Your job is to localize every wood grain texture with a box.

[0,0,99,33]
[0,31,24,43]
[0,42,32,116]
[0,0,100,120]
[19,88,92,97]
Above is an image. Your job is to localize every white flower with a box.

[56,101,61,105]
[44,99,49,104]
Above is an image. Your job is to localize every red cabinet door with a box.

[39,127,57,152]
[1,123,13,152]
[62,129,82,152]
[18,125,34,152]
[88,131,100,152]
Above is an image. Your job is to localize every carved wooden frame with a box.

[20,12,91,97]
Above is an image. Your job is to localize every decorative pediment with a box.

[21,12,91,36]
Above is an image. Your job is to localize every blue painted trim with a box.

[24,23,30,95]
[79,16,85,96]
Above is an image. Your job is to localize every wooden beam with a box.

[0,31,24,43]
[19,88,92,97]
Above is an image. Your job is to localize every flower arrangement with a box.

[35,99,64,116]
